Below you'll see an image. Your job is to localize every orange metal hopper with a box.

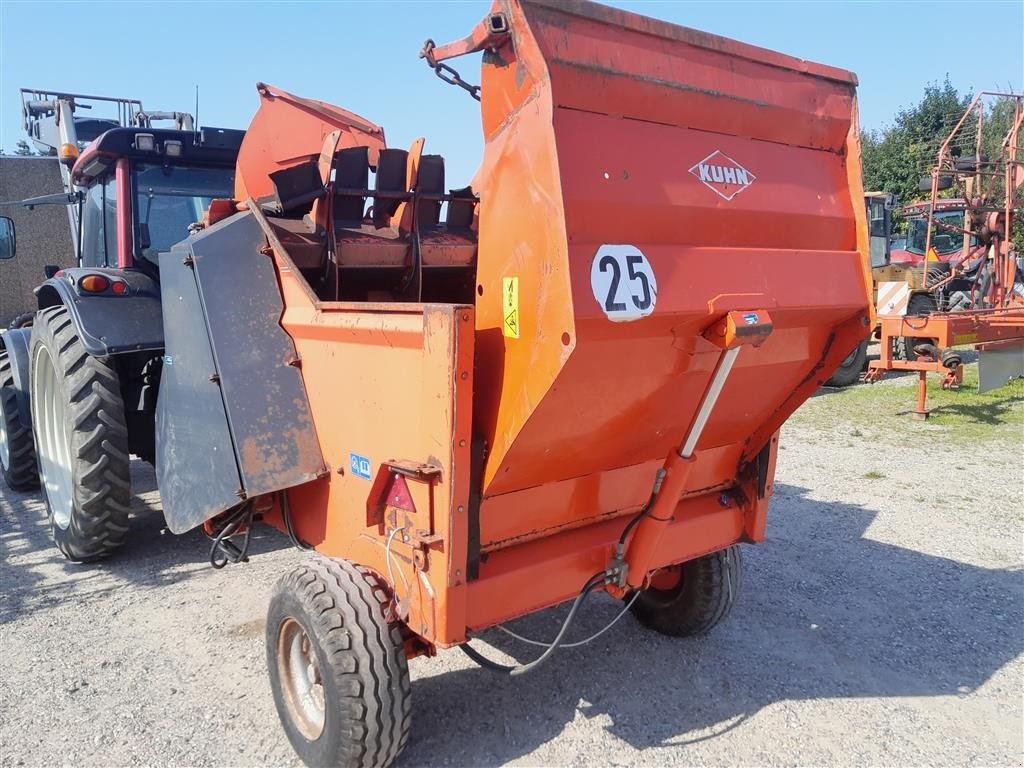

[241,0,872,649]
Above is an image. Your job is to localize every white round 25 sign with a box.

[590,244,658,322]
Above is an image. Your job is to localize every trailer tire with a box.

[0,350,39,491]
[824,338,868,387]
[267,557,411,768]
[629,545,742,637]
[29,306,131,562]
[893,293,938,362]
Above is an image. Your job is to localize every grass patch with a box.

[863,470,886,479]
[793,362,1024,445]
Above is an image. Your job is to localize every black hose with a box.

[459,571,607,677]
[209,503,253,569]
[281,491,313,551]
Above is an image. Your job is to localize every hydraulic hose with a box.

[459,571,607,676]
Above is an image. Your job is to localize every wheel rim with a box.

[0,402,9,471]
[32,345,74,529]
[277,618,326,741]
[646,564,684,599]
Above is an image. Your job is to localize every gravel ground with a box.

[1,374,1022,767]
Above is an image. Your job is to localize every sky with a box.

[1,0,1022,186]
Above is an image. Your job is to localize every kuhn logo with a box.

[689,151,756,201]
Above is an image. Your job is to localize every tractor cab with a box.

[889,199,978,268]
[70,127,241,274]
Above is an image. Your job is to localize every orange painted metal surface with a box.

[239,0,872,650]
[234,83,386,203]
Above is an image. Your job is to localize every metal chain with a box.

[420,39,481,102]
[432,62,481,102]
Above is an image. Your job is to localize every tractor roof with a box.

[72,126,243,186]
[903,198,971,217]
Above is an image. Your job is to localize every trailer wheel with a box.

[0,349,39,491]
[893,293,938,362]
[629,546,742,637]
[29,306,131,561]
[267,557,411,768]
[824,338,868,387]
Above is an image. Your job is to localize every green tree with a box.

[14,140,33,156]
[862,81,1023,254]
[861,78,971,232]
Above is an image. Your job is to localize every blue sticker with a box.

[742,313,759,325]
[163,355,173,366]
[350,453,372,480]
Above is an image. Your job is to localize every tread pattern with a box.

[30,306,131,561]
[629,545,742,638]
[268,558,411,768]
[824,339,868,388]
[0,350,39,490]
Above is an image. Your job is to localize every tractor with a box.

[0,89,240,563]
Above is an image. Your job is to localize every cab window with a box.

[80,176,118,267]
[133,163,234,264]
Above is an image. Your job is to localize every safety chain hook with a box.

[420,39,482,102]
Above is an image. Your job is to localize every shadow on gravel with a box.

[400,482,1024,766]
[0,460,290,624]
[926,397,1021,425]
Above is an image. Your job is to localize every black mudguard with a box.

[156,211,325,534]
[0,328,33,428]
[35,268,164,357]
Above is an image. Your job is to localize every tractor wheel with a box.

[29,306,131,562]
[0,349,39,491]
[267,557,411,768]
[893,293,938,362]
[629,545,742,638]
[824,338,868,387]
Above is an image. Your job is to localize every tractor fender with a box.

[0,327,33,428]
[34,268,164,357]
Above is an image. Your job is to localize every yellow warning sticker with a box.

[502,276,520,339]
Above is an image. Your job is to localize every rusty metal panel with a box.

[157,211,325,533]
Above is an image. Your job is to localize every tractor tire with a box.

[267,557,412,768]
[0,349,39,490]
[893,293,938,362]
[825,338,868,387]
[29,306,131,562]
[629,545,742,638]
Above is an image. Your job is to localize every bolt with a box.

[457,506,464,513]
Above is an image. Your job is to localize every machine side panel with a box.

[189,213,325,497]
[156,247,242,533]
